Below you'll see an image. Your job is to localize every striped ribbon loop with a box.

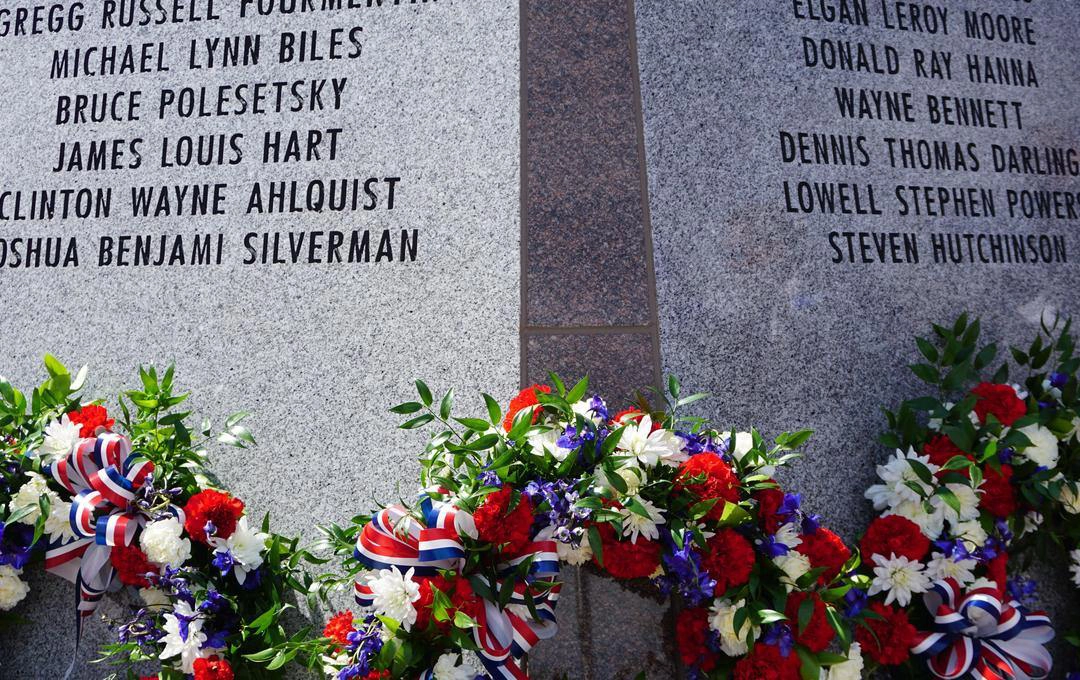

[911,578,1054,680]
[353,496,561,679]
[41,434,167,637]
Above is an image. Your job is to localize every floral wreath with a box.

[0,358,307,680]
[260,376,878,680]
[853,314,1074,679]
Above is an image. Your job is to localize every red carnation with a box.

[192,656,234,680]
[592,523,661,580]
[362,672,391,680]
[784,592,834,652]
[923,435,973,471]
[676,454,741,521]
[733,642,802,680]
[980,464,1017,519]
[855,601,916,666]
[323,611,355,649]
[755,485,785,534]
[413,575,482,632]
[473,487,534,556]
[971,383,1027,427]
[503,384,551,431]
[797,527,850,584]
[183,489,245,544]
[860,515,929,563]
[700,529,755,595]
[67,404,114,437]
[109,544,155,588]
[676,608,718,672]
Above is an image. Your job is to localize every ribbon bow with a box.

[911,578,1054,680]
[43,434,178,627]
[354,496,561,680]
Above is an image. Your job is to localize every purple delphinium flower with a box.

[339,616,384,679]
[477,470,502,488]
[655,531,716,607]
[151,566,195,605]
[587,395,609,423]
[998,447,1015,464]
[754,532,789,559]
[761,624,795,657]
[523,479,590,547]
[211,549,235,577]
[1007,575,1038,607]
[843,587,868,618]
[116,607,162,650]
[0,521,37,569]
[1050,372,1069,389]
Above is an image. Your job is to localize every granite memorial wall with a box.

[0,1,520,676]
[635,0,1080,648]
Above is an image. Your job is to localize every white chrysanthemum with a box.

[774,522,803,550]
[774,552,811,592]
[1070,417,1080,442]
[9,473,75,541]
[0,566,29,611]
[432,653,478,680]
[729,431,775,475]
[619,496,665,544]
[159,601,210,673]
[824,643,864,680]
[1070,550,1080,588]
[865,449,938,511]
[362,567,421,631]
[928,403,953,431]
[868,553,929,607]
[139,587,172,610]
[557,536,592,566]
[886,497,945,540]
[618,415,686,468]
[925,553,977,586]
[40,415,82,461]
[942,482,982,525]
[953,520,988,550]
[1059,482,1080,515]
[527,427,573,462]
[1017,425,1060,469]
[708,598,757,656]
[140,518,192,567]
[210,516,268,585]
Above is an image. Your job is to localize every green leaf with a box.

[668,374,681,399]
[389,402,423,415]
[588,525,603,567]
[43,354,68,378]
[910,363,940,384]
[565,377,589,405]
[797,595,815,634]
[916,337,939,363]
[936,486,962,516]
[415,380,433,406]
[797,647,821,680]
[400,414,435,430]
[439,389,454,420]
[483,393,502,425]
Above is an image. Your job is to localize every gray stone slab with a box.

[634,0,1080,664]
[0,1,519,677]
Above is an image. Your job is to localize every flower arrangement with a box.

[856,314,1073,677]
[267,376,872,679]
[0,357,308,678]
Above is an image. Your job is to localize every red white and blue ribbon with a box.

[911,578,1054,680]
[42,434,179,638]
[354,496,561,680]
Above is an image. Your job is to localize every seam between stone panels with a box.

[625,0,684,678]
[624,0,664,394]
[518,0,529,392]
[522,325,655,336]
